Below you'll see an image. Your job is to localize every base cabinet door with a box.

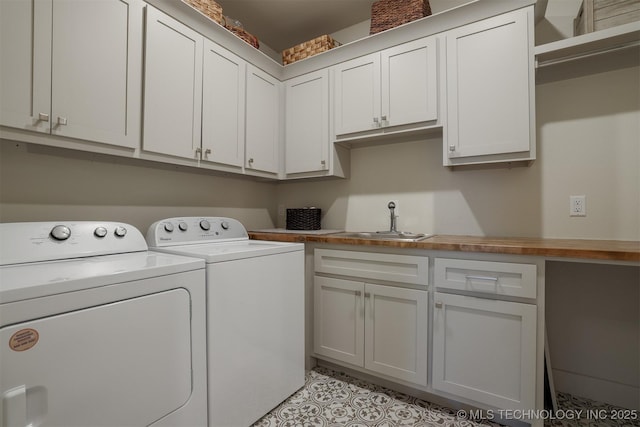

[432,292,536,410]
[364,283,428,386]
[314,276,428,386]
[314,276,364,366]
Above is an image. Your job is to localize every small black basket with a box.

[286,208,321,230]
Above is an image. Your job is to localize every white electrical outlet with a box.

[569,195,586,217]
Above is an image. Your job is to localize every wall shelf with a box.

[534,21,640,68]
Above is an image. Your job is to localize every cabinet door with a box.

[333,53,380,135]
[143,6,202,159]
[285,69,329,174]
[432,292,536,410]
[314,276,364,367]
[202,39,245,167]
[445,8,533,160]
[51,0,142,148]
[364,284,428,386]
[246,65,280,174]
[0,0,51,133]
[381,37,438,128]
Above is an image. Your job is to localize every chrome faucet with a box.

[388,201,397,233]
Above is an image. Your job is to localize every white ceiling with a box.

[215,0,377,52]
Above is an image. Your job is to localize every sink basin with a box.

[333,231,433,242]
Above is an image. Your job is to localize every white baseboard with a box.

[552,368,640,410]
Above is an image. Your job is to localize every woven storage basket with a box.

[182,0,223,25]
[225,24,260,49]
[282,35,339,65]
[370,0,431,35]
[286,208,321,230]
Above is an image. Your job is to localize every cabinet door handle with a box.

[57,116,67,126]
[355,290,361,297]
[247,158,254,167]
[195,147,202,156]
[320,160,326,169]
[435,301,443,309]
[38,113,49,122]
[465,275,499,282]
[205,149,212,156]
[381,115,387,126]
[364,292,370,298]
[373,117,380,128]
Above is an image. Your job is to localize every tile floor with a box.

[253,366,639,427]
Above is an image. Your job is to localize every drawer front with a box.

[434,258,536,298]
[314,249,428,285]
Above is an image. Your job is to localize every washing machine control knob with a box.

[50,225,71,241]
[199,220,211,231]
[221,221,230,230]
[114,226,127,238]
[179,222,188,231]
[94,226,108,238]
[164,223,174,233]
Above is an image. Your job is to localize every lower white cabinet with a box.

[314,276,428,386]
[432,291,537,410]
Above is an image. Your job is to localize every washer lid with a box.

[151,240,304,263]
[0,251,204,304]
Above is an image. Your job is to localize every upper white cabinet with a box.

[284,69,350,179]
[0,0,143,148]
[444,7,535,166]
[332,37,439,140]
[202,40,246,167]
[143,6,203,160]
[245,65,281,175]
[285,70,329,175]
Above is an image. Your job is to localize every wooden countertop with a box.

[248,231,640,262]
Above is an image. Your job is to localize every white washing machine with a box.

[146,217,304,427]
[0,221,208,427]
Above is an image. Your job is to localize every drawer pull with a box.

[465,275,499,282]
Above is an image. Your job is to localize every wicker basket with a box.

[182,0,223,25]
[225,24,260,49]
[286,208,321,230]
[282,35,340,65]
[370,0,431,35]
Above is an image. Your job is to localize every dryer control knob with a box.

[199,220,211,231]
[178,222,188,231]
[94,226,108,238]
[221,221,230,230]
[114,226,127,238]
[50,225,71,241]
[164,223,174,233]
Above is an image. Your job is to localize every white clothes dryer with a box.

[0,221,208,427]
[147,217,304,427]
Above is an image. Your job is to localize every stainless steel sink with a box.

[333,231,433,242]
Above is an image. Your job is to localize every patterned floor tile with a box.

[253,367,639,427]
